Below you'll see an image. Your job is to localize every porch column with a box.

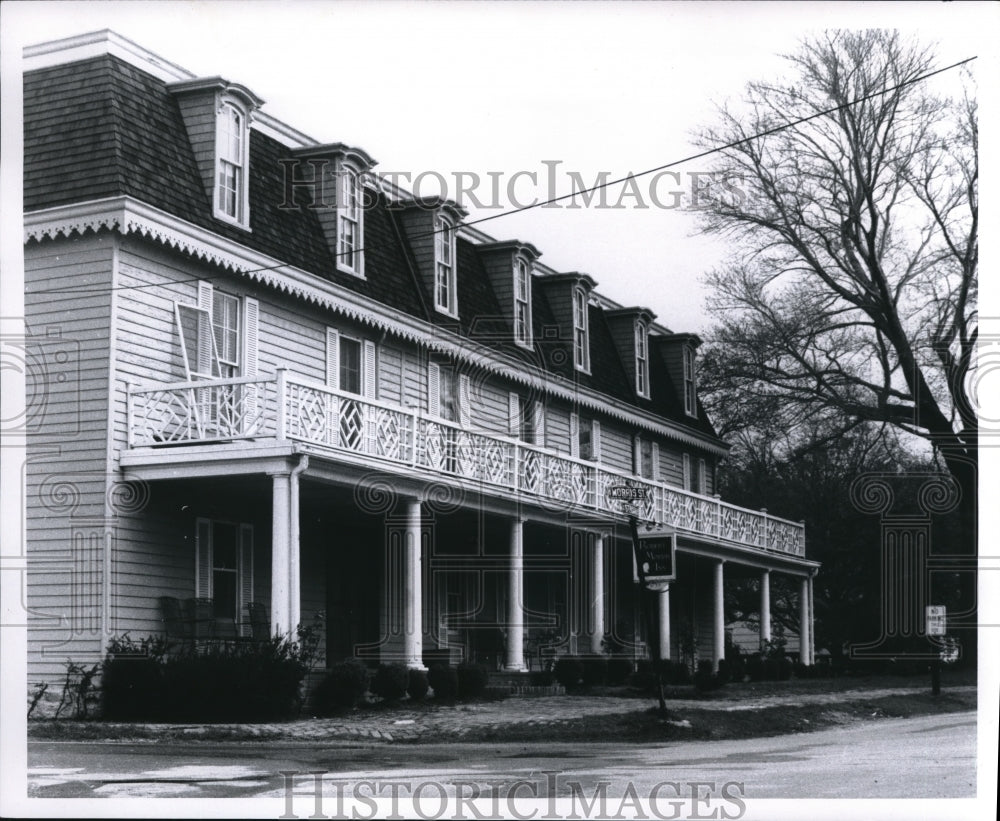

[799,576,810,665]
[712,559,725,671]
[288,458,307,633]
[590,531,606,655]
[403,499,425,669]
[504,517,528,672]
[759,569,772,648]
[658,583,671,661]
[809,574,816,664]
[270,472,292,636]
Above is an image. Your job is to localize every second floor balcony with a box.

[126,371,806,558]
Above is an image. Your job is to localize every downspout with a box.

[288,453,309,633]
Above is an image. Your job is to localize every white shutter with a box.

[238,524,254,634]
[533,400,545,447]
[325,328,340,446]
[196,281,214,378]
[509,392,520,437]
[458,373,471,428]
[195,518,212,598]
[592,420,601,462]
[364,340,377,400]
[651,442,660,482]
[569,412,579,458]
[683,453,692,490]
[428,362,441,416]
[242,298,259,432]
[633,435,641,475]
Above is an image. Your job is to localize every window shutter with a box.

[651,442,660,482]
[325,328,340,390]
[592,420,601,462]
[458,373,471,428]
[196,281,214,377]
[238,524,254,634]
[569,412,579,458]
[508,392,520,437]
[242,298,259,432]
[195,518,212,598]
[682,453,692,490]
[428,362,441,416]
[633,435,641,475]
[533,400,545,447]
[364,340,377,400]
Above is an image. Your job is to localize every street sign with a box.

[608,485,650,502]
[636,533,675,582]
[926,605,947,636]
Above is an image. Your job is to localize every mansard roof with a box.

[23,48,717,440]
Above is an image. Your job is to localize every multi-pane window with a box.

[573,288,590,371]
[211,521,239,621]
[438,365,459,423]
[683,345,697,415]
[212,291,241,377]
[435,217,455,314]
[339,337,362,395]
[338,168,362,274]
[514,258,531,346]
[579,417,593,461]
[217,104,245,222]
[635,321,650,398]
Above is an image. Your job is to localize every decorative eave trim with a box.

[24,29,195,82]
[23,198,728,455]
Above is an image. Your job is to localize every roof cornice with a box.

[23,197,728,455]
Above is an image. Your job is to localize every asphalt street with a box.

[27,710,976,802]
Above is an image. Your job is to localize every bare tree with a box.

[696,30,977,528]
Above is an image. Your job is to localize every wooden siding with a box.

[605,314,639,395]
[173,92,217,212]
[397,208,437,313]
[598,421,633,475]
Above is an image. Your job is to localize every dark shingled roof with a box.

[24,52,717,440]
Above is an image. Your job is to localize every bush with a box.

[581,657,608,687]
[694,659,723,692]
[407,669,429,701]
[457,662,489,698]
[313,659,370,714]
[553,656,584,690]
[428,663,458,700]
[371,663,409,702]
[530,670,555,687]
[606,658,633,686]
[101,633,169,721]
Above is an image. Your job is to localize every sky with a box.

[3,0,995,335]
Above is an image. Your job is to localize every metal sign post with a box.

[926,605,946,696]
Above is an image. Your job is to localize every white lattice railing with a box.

[128,372,805,557]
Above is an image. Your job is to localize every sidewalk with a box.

[28,683,977,745]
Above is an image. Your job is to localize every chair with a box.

[188,597,216,641]
[245,602,270,643]
[159,596,193,648]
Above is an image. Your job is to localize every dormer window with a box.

[434,215,456,315]
[635,320,650,398]
[213,100,252,228]
[683,344,697,416]
[514,257,532,347]
[573,287,590,372]
[337,166,363,276]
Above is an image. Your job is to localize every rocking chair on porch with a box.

[245,602,270,643]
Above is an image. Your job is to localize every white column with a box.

[403,499,425,669]
[504,518,528,672]
[799,576,810,665]
[760,569,772,648]
[270,472,291,636]
[713,559,725,671]
[288,465,302,633]
[808,574,816,664]
[658,583,671,661]
[590,532,606,655]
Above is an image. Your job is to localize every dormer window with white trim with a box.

[573,287,590,372]
[215,101,250,227]
[635,320,650,398]
[683,344,697,416]
[434,215,457,315]
[514,257,532,347]
[337,166,363,276]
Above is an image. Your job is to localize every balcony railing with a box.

[128,372,805,557]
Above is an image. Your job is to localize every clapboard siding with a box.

[469,371,509,435]
[598,421,633,475]
[25,235,115,682]
[659,443,684,487]
[545,402,571,454]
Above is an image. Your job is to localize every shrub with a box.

[745,654,765,682]
[457,662,489,698]
[407,669,429,701]
[101,634,169,721]
[553,656,584,691]
[581,656,608,687]
[606,658,633,686]
[694,659,722,692]
[313,659,370,714]
[371,663,409,702]
[530,670,555,687]
[716,659,732,686]
[428,663,458,700]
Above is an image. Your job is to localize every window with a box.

[216,103,248,226]
[682,453,692,491]
[196,518,253,629]
[635,320,649,398]
[338,167,363,275]
[514,257,532,346]
[437,364,459,423]
[339,337,362,395]
[212,291,241,378]
[434,216,456,314]
[573,288,590,371]
[683,345,697,416]
[579,417,593,461]
[698,457,709,494]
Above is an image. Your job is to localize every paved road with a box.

[28,711,976,805]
